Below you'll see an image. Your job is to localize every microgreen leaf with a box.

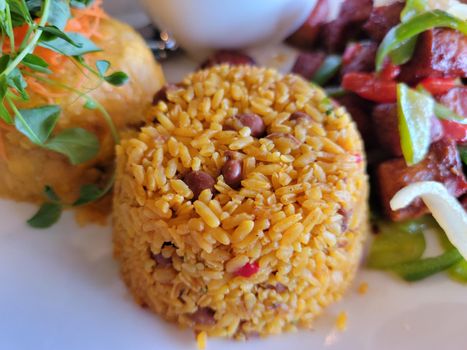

[14,105,61,145]
[26,0,43,16]
[73,184,102,206]
[47,0,71,30]
[104,71,129,86]
[8,1,29,26]
[7,68,29,99]
[0,75,7,99]
[95,60,129,86]
[0,55,10,73]
[21,53,51,74]
[84,99,97,110]
[70,0,95,9]
[27,202,63,228]
[96,60,110,76]
[0,0,6,12]
[39,25,82,47]
[0,100,11,124]
[19,0,34,23]
[45,127,100,165]
[44,185,61,202]
[39,32,101,56]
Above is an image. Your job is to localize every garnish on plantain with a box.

[0,0,128,228]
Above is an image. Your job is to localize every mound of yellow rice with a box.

[113,65,368,339]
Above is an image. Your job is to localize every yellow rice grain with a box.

[170,179,193,198]
[336,312,347,331]
[194,201,220,228]
[197,331,207,350]
[225,255,249,273]
[232,220,255,243]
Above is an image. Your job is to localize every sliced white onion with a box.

[390,181,467,259]
[428,0,467,19]
[373,0,467,20]
[373,0,403,8]
[446,1,467,20]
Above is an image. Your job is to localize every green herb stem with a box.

[18,25,35,52]
[1,0,51,78]
[25,73,120,144]
[68,172,115,208]
[5,3,15,54]
[93,99,120,144]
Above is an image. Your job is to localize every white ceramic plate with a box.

[1,198,467,350]
[2,3,467,350]
[2,58,467,350]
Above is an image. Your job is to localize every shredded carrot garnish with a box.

[2,0,107,101]
[69,0,108,41]
[25,77,67,103]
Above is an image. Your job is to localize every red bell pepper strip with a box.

[441,120,467,142]
[342,72,397,103]
[379,62,401,81]
[420,77,457,96]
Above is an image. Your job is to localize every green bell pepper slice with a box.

[376,10,467,71]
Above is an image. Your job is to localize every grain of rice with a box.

[336,311,348,331]
[232,220,255,243]
[194,201,220,228]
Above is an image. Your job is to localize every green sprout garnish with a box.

[0,0,129,228]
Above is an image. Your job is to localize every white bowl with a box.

[139,0,317,58]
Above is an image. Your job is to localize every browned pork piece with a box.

[336,94,375,147]
[291,51,326,79]
[400,28,467,83]
[363,2,404,41]
[341,42,378,76]
[321,0,373,52]
[287,0,331,47]
[200,50,256,69]
[438,87,467,116]
[378,139,467,221]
